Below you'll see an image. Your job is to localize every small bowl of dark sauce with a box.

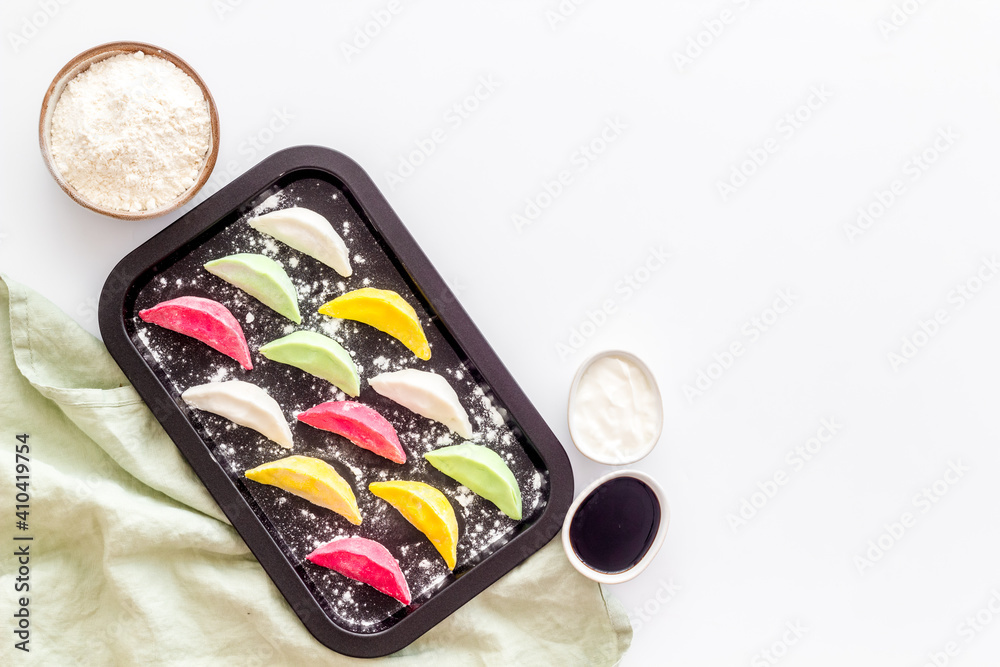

[561,470,669,584]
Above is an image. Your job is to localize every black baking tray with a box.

[98,146,574,657]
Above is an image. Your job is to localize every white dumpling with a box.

[369,369,473,439]
[248,207,352,277]
[182,380,293,449]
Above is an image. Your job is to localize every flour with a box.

[50,51,212,213]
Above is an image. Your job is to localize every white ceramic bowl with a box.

[561,469,670,584]
[567,350,664,465]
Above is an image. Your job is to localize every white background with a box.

[4,1,1000,665]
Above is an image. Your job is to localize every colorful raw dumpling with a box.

[298,401,406,464]
[259,331,360,397]
[204,253,301,323]
[369,369,472,439]
[139,296,252,370]
[248,207,352,278]
[182,380,293,449]
[307,537,411,606]
[245,455,361,525]
[318,288,430,361]
[425,442,522,520]
[369,480,458,570]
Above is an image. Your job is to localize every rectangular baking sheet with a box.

[99,146,574,657]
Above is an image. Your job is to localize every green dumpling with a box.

[259,331,360,396]
[204,253,301,323]
[424,442,522,520]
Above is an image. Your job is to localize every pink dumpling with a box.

[297,401,406,464]
[138,296,253,370]
[307,537,411,605]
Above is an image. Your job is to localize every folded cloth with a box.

[0,275,631,666]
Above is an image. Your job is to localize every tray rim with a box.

[98,145,574,658]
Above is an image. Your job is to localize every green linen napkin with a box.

[0,274,631,666]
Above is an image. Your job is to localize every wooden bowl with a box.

[39,41,220,221]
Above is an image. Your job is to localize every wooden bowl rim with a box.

[38,41,220,221]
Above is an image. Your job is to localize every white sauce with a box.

[569,354,662,464]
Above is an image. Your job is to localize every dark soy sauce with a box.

[569,477,661,574]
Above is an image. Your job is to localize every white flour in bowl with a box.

[50,50,212,213]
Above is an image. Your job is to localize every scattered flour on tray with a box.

[205,365,231,383]
[254,193,282,214]
[453,486,475,509]
[319,317,342,339]
[129,177,551,634]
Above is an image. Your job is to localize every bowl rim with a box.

[566,349,664,465]
[561,469,670,584]
[38,40,220,221]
